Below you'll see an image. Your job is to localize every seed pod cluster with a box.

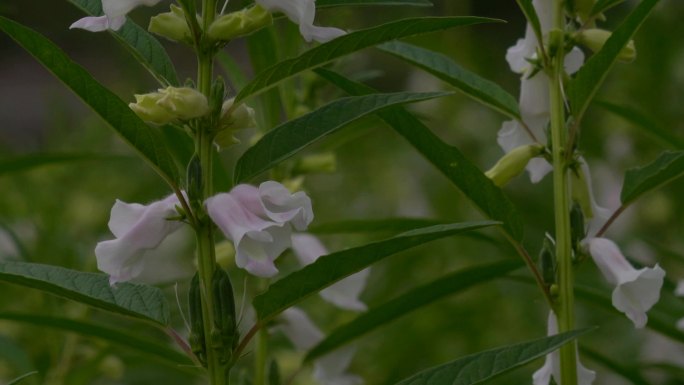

[188,273,207,367]
[211,266,239,364]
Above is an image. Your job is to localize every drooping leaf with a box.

[306,260,522,361]
[568,0,660,122]
[620,151,684,205]
[0,261,169,325]
[595,101,684,149]
[0,17,181,187]
[0,153,127,177]
[7,371,38,385]
[317,0,432,7]
[253,221,499,322]
[590,0,626,16]
[235,16,500,103]
[393,329,593,385]
[378,41,520,119]
[316,69,524,240]
[234,91,452,183]
[310,218,447,234]
[0,313,190,365]
[68,0,179,86]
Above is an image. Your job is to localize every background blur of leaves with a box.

[1,1,684,384]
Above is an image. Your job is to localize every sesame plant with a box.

[1,0,683,384]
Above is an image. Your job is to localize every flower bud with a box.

[130,86,210,124]
[576,29,636,62]
[214,98,257,149]
[148,5,193,44]
[485,144,545,187]
[207,5,273,42]
[539,234,556,286]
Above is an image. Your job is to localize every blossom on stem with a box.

[532,312,596,385]
[583,237,665,328]
[95,193,184,284]
[255,0,346,43]
[292,233,369,311]
[205,182,313,277]
[276,308,362,385]
[70,0,163,32]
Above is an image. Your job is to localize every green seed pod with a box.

[539,235,557,286]
[186,154,202,206]
[188,273,207,366]
[570,202,586,254]
[210,77,226,124]
[268,360,281,385]
[212,266,239,363]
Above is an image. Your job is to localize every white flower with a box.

[499,0,585,183]
[291,234,370,311]
[206,182,313,277]
[675,280,684,331]
[255,0,346,43]
[70,0,163,32]
[276,308,362,385]
[576,159,613,236]
[584,237,665,328]
[95,193,184,284]
[533,312,596,385]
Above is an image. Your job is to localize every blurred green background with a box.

[2,1,684,384]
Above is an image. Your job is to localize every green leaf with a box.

[620,151,684,205]
[568,0,660,122]
[590,0,626,16]
[247,28,283,131]
[0,153,127,177]
[0,261,169,325]
[234,91,452,183]
[514,0,543,58]
[68,0,179,86]
[235,16,500,103]
[310,218,447,234]
[0,16,181,187]
[378,41,520,119]
[253,221,498,322]
[306,260,522,361]
[0,313,190,365]
[393,329,593,385]
[317,0,433,7]
[316,69,524,240]
[7,371,38,385]
[595,101,684,149]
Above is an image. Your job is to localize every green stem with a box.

[550,1,577,385]
[254,329,269,385]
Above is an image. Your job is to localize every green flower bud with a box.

[129,86,210,124]
[214,98,257,149]
[539,234,556,286]
[576,29,636,62]
[207,5,273,42]
[148,5,193,44]
[570,202,586,254]
[485,144,545,187]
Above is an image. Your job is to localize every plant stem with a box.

[254,329,269,385]
[550,1,578,384]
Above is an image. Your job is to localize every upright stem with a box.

[254,329,269,385]
[195,1,227,384]
[549,1,578,384]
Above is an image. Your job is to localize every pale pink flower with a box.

[255,0,346,43]
[70,0,163,32]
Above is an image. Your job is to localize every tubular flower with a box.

[291,233,370,311]
[276,308,363,385]
[583,237,665,328]
[205,182,313,277]
[533,312,596,385]
[70,0,163,32]
[255,0,346,43]
[498,0,584,183]
[95,193,184,284]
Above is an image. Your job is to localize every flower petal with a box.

[69,16,111,32]
[102,0,162,19]
[313,346,363,385]
[276,307,324,350]
[255,0,346,43]
[258,181,314,231]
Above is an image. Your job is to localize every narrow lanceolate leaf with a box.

[306,260,522,361]
[234,91,451,183]
[235,16,500,103]
[393,329,592,385]
[595,101,684,149]
[317,0,432,7]
[0,17,180,187]
[590,0,626,16]
[7,371,38,385]
[316,69,524,240]
[0,261,169,325]
[68,0,179,86]
[378,41,520,119]
[310,218,447,234]
[0,153,126,177]
[514,0,543,53]
[253,221,499,321]
[620,151,684,205]
[568,0,660,122]
[0,313,190,365]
